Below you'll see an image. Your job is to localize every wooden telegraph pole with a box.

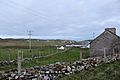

[28,30,32,52]
[28,30,33,58]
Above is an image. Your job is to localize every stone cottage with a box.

[90,28,120,57]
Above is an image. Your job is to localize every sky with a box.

[0,0,120,40]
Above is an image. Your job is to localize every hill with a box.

[0,39,76,48]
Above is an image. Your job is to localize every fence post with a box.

[80,48,82,60]
[113,48,115,55]
[18,50,23,76]
[103,48,106,58]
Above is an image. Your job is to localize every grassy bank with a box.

[59,61,120,80]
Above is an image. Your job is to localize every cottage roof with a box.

[90,30,120,44]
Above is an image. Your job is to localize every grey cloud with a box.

[0,0,120,40]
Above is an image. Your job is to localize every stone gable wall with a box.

[90,31,119,57]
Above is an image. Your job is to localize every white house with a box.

[57,46,65,50]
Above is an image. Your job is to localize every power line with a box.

[3,0,60,24]
[0,0,71,30]
[0,1,45,23]
[9,0,72,26]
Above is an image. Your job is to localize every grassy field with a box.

[22,48,89,67]
[59,61,120,80]
[0,39,73,48]
[0,46,59,61]
[0,39,75,61]
[0,47,89,71]
[0,39,84,71]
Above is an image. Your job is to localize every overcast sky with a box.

[0,0,120,40]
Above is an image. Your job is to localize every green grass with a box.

[0,39,88,71]
[59,61,120,80]
[0,48,89,71]
[0,46,61,61]
[23,48,89,68]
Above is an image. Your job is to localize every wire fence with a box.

[90,47,120,57]
[0,46,70,61]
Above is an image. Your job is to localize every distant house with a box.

[66,44,82,47]
[85,44,90,48]
[90,28,120,57]
[66,43,90,48]
[57,46,65,50]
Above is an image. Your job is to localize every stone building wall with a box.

[90,28,119,57]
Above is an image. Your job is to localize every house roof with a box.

[90,30,120,44]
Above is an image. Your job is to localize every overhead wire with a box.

[0,0,78,39]
[3,0,67,26]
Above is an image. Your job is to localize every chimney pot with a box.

[105,28,116,34]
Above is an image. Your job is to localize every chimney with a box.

[105,28,116,34]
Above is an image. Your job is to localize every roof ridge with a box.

[90,30,120,44]
[107,30,120,38]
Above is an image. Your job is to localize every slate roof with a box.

[90,30,120,44]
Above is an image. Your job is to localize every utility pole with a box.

[28,30,33,52]
[93,32,95,39]
[18,50,23,76]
